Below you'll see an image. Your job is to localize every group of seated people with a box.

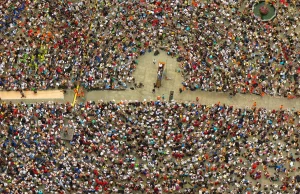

[0,0,298,97]
[0,100,299,193]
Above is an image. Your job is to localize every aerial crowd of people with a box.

[0,100,299,193]
[0,0,299,96]
[0,0,300,193]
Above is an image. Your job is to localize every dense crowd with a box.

[0,0,299,96]
[0,100,299,193]
[1,1,299,194]
[178,0,299,98]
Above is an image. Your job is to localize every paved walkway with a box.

[0,90,64,100]
[84,51,300,111]
[1,51,299,111]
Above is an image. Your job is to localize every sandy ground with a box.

[0,90,64,100]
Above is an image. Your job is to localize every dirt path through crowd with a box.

[83,51,300,111]
[1,51,299,111]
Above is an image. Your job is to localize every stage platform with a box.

[0,90,64,100]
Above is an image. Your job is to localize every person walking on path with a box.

[253,102,257,107]
[20,90,26,98]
